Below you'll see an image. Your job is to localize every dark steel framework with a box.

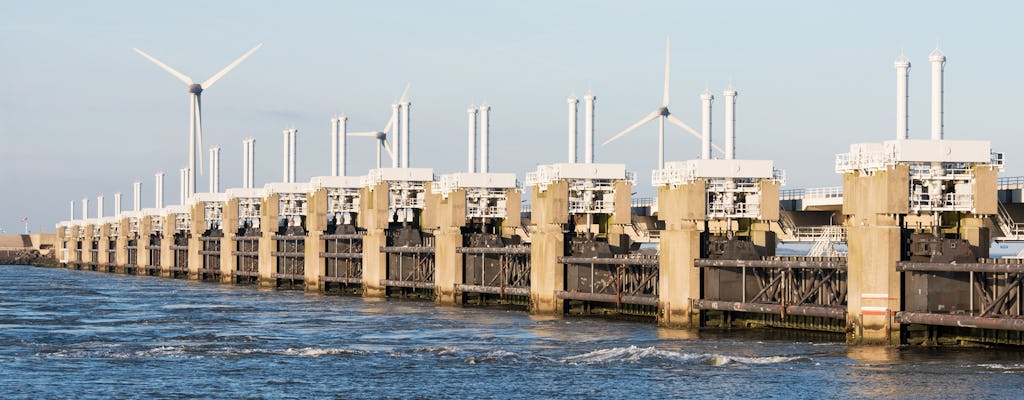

[558,256,660,316]
[457,246,531,300]
[233,232,260,284]
[694,257,848,328]
[321,233,364,292]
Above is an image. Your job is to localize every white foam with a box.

[561,345,809,366]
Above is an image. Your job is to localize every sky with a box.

[2,1,1024,231]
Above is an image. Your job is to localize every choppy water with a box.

[2,265,1024,399]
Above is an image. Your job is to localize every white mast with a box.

[701,90,714,160]
[209,146,220,193]
[338,116,347,176]
[895,55,911,140]
[114,192,122,217]
[391,103,400,168]
[401,101,411,168]
[96,195,104,218]
[179,167,188,204]
[82,198,88,220]
[479,104,491,173]
[155,172,164,209]
[467,106,478,173]
[568,96,578,163]
[331,117,339,176]
[929,49,945,140]
[133,181,141,212]
[282,129,290,182]
[70,200,75,221]
[584,94,596,164]
[724,88,737,160]
[289,129,297,183]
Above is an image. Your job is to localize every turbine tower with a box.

[602,37,723,168]
[133,43,262,198]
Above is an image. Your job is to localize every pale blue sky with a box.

[2,1,1023,230]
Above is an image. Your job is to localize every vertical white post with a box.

[114,192,122,218]
[701,90,714,160]
[82,198,88,220]
[929,49,945,140]
[331,118,338,177]
[289,128,297,183]
[133,181,141,212]
[242,139,249,189]
[282,129,290,182]
[70,200,75,221]
[401,102,411,168]
[391,103,400,168]
[584,94,595,164]
[155,172,164,209]
[210,147,221,193]
[724,88,737,160]
[97,195,104,219]
[479,104,491,173]
[467,106,477,173]
[338,116,347,177]
[179,167,187,205]
[568,96,578,164]
[895,56,911,140]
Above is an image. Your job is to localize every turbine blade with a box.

[133,48,194,85]
[382,113,396,135]
[347,131,382,137]
[602,110,660,146]
[398,83,411,103]
[666,114,702,141]
[201,43,263,89]
[663,37,670,107]
[382,137,395,159]
[196,94,204,175]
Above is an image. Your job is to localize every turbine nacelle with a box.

[658,106,670,116]
[188,84,203,95]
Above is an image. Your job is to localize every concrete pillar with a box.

[842,165,909,345]
[658,224,703,327]
[431,188,467,305]
[501,188,522,238]
[304,188,328,291]
[138,218,152,270]
[81,224,94,268]
[68,226,80,266]
[656,181,707,328]
[160,215,174,277]
[221,198,240,283]
[188,202,205,280]
[98,224,111,270]
[529,180,569,314]
[750,221,777,257]
[360,182,390,297]
[116,218,129,273]
[607,181,633,250]
[56,225,67,265]
[961,217,990,259]
[259,193,280,287]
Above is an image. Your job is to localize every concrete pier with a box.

[360,182,389,297]
[427,186,466,305]
[656,180,705,327]
[529,180,568,314]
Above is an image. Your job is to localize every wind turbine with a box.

[602,37,722,168]
[347,84,409,169]
[347,131,394,169]
[133,43,263,197]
